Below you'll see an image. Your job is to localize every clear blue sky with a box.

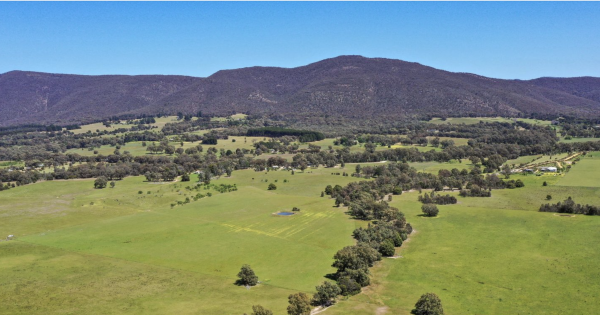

[0,2,598,79]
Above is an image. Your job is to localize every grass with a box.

[559,137,600,143]
[428,117,553,126]
[65,137,266,156]
[329,169,600,315]
[557,152,600,187]
[70,116,183,135]
[2,158,600,314]
[0,166,363,314]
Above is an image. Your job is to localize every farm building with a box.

[540,166,558,172]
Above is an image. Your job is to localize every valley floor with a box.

[2,157,600,314]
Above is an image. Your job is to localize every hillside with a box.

[1,56,600,126]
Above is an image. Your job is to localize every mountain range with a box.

[1,55,599,126]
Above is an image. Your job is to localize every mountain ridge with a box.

[1,55,599,126]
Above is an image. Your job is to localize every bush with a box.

[543,181,548,186]
[94,176,108,189]
[412,293,444,315]
[515,179,525,187]
[379,240,396,257]
[337,276,361,296]
[248,305,273,315]
[292,207,300,211]
[422,204,439,217]
[181,173,190,182]
[268,183,277,190]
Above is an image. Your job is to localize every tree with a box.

[94,176,108,189]
[312,281,341,307]
[268,183,277,190]
[412,293,444,315]
[421,204,439,217]
[364,142,376,153]
[501,164,511,178]
[287,292,311,315]
[543,181,548,186]
[546,194,552,200]
[110,181,115,188]
[337,276,361,296]
[237,264,258,286]
[181,173,190,182]
[246,305,273,315]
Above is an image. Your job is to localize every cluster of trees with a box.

[459,185,492,197]
[539,197,600,215]
[418,191,457,205]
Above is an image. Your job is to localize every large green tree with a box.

[236,264,258,286]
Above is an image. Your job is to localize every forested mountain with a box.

[1,55,600,126]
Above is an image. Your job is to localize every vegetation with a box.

[247,127,325,142]
[421,204,439,217]
[3,111,600,315]
[237,264,259,286]
[412,293,444,315]
[286,292,311,315]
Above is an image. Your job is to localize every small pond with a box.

[276,212,295,216]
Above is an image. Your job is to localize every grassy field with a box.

[65,137,266,156]
[328,166,600,315]
[70,116,180,135]
[428,117,553,126]
[0,166,363,315]
[559,137,600,143]
[2,157,600,314]
[557,152,600,187]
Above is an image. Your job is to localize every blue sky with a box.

[0,2,598,79]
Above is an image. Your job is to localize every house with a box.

[523,169,534,173]
[540,167,558,172]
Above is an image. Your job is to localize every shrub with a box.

[268,183,277,190]
[412,293,444,315]
[379,240,396,257]
[422,204,439,217]
[94,176,108,189]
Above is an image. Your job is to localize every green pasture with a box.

[559,137,600,143]
[557,152,600,187]
[2,157,600,314]
[0,166,362,314]
[428,117,553,126]
[211,113,248,121]
[70,116,182,135]
[329,167,600,315]
[65,137,265,156]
